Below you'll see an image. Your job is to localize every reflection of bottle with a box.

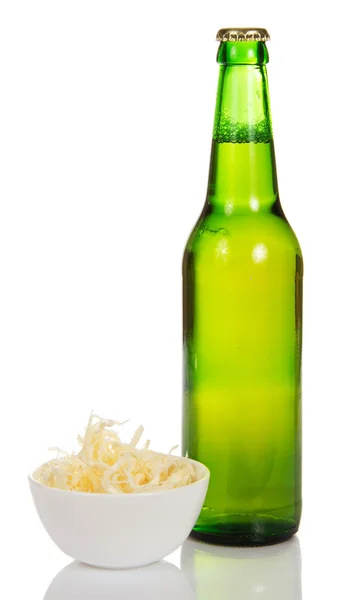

[181,536,302,599]
[44,559,196,600]
[183,27,303,545]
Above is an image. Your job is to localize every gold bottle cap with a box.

[216,28,270,42]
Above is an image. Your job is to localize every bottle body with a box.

[182,38,302,546]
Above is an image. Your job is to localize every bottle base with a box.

[190,516,299,547]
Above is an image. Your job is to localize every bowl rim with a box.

[28,456,210,499]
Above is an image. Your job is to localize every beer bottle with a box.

[183,28,303,546]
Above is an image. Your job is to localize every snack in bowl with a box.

[34,413,198,494]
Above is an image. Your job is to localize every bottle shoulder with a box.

[186,213,302,258]
[183,214,303,277]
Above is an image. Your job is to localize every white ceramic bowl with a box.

[29,458,209,569]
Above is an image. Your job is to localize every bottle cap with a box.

[216,28,270,42]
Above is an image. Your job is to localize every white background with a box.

[0,0,359,597]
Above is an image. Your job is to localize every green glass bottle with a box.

[183,28,303,546]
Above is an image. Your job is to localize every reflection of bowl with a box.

[29,459,209,569]
[44,559,196,600]
[181,536,302,599]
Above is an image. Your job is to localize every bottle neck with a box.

[207,42,279,214]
